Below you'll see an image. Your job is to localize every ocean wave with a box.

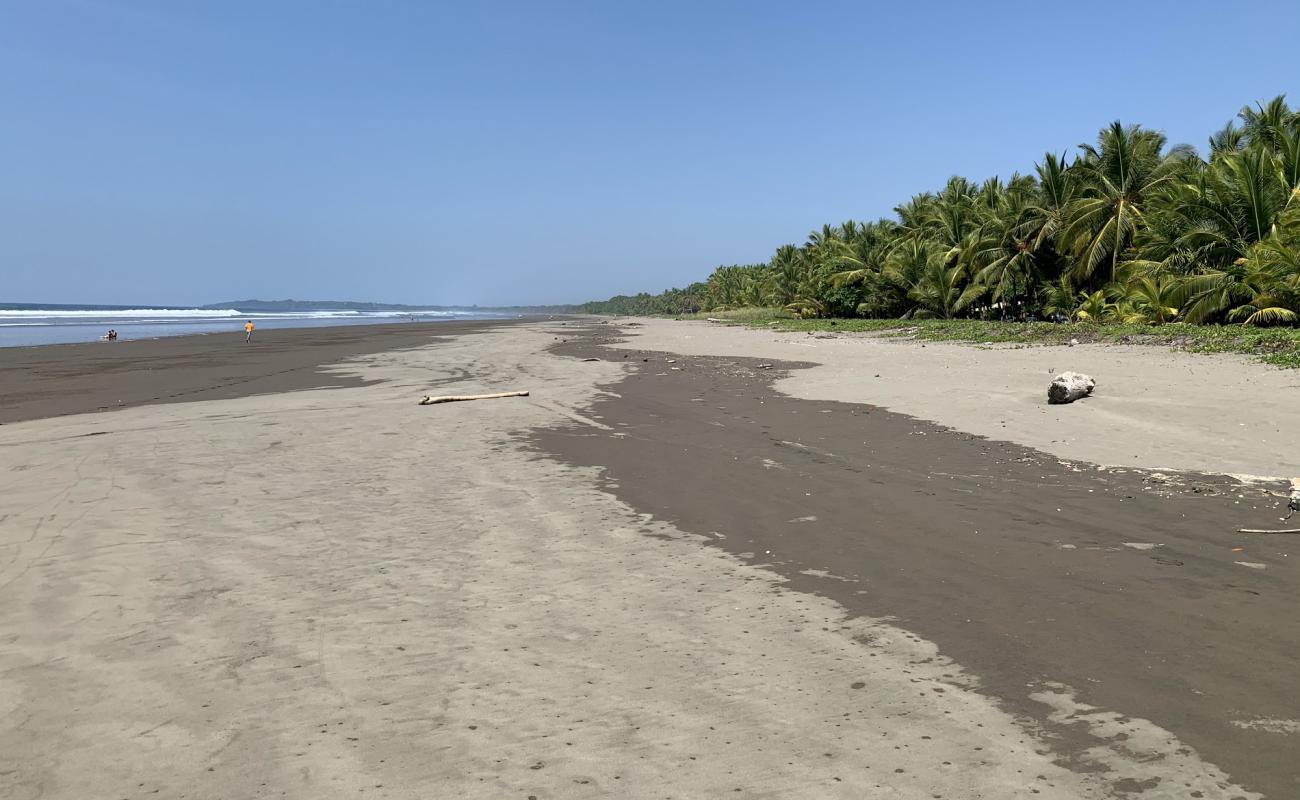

[0,308,243,319]
[0,308,501,346]
[0,308,485,323]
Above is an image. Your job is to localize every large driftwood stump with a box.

[1048,372,1095,404]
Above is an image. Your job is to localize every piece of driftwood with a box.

[1238,527,1300,534]
[1048,371,1095,404]
[419,391,529,405]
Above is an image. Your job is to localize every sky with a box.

[2,0,1298,307]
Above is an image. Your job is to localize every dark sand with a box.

[533,328,1299,799]
[0,320,515,425]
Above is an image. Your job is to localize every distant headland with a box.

[203,299,577,314]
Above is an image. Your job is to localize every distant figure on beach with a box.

[102,329,117,341]
[244,320,254,342]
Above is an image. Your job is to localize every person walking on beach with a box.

[244,320,254,342]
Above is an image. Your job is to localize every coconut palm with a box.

[1021,153,1075,253]
[1136,143,1296,279]
[1220,237,1300,325]
[583,95,1300,328]
[1116,275,1182,323]
[1073,290,1113,323]
[1209,123,1248,158]
[1239,95,1297,150]
[1061,122,1196,286]
[902,260,982,319]
[1038,276,1077,320]
[765,245,805,308]
[1172,244,1298,325]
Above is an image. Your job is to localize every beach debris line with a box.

[1237,487,1300,532]
[418,391,530,405]
[1047,371,1095,405]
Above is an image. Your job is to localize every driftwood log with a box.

[419,391,529,405]
[1048,371,1096,404]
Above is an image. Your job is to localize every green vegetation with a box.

[582,96,1300,345]
[740,318,1300,369]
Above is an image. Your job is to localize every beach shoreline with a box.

[0,317,529,425]
[1,319,1296,798]
[608,318,1300,479]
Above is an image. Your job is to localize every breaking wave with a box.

[0,308,243,319]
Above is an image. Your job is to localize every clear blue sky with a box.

[2,0,1297,306]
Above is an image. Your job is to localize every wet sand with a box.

[1,319,1295,799]
[538,328,1299,798]
[0,319,517,424]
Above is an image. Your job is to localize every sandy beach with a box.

[2,319,1297,799]
[0,319,513,425]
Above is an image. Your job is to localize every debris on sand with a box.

[1047,371,1095,405]
[419,391,529,405]
[1239,484,1300,531]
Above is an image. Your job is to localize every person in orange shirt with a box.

[244,320,254,342]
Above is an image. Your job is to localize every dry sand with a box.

[0,322,1292,799]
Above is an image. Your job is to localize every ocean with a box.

[0,305,511,348]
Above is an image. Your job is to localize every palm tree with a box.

[1038,276,1077,320]
[1135,142,1297,279]
[903,260,982,319]
[1073,290,1113,323]
[1208,237,1300,325]
[1209,122,1247,158]
[706,265,767,310]
[1022,153,1075,254]
[1172,241,1299,325]
[964,183,1049,311]
[1061,122,1196,286]
[1238,95,1297,150]
[1117,275,1182,324]
[765,245,805,308]
[586,95,1300,330]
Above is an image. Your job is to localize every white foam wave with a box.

[0,308,242,319]
[0,308,486,323]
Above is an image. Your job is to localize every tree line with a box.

[581,96,1300,326]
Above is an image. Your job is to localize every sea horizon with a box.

[0,302,518,348]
